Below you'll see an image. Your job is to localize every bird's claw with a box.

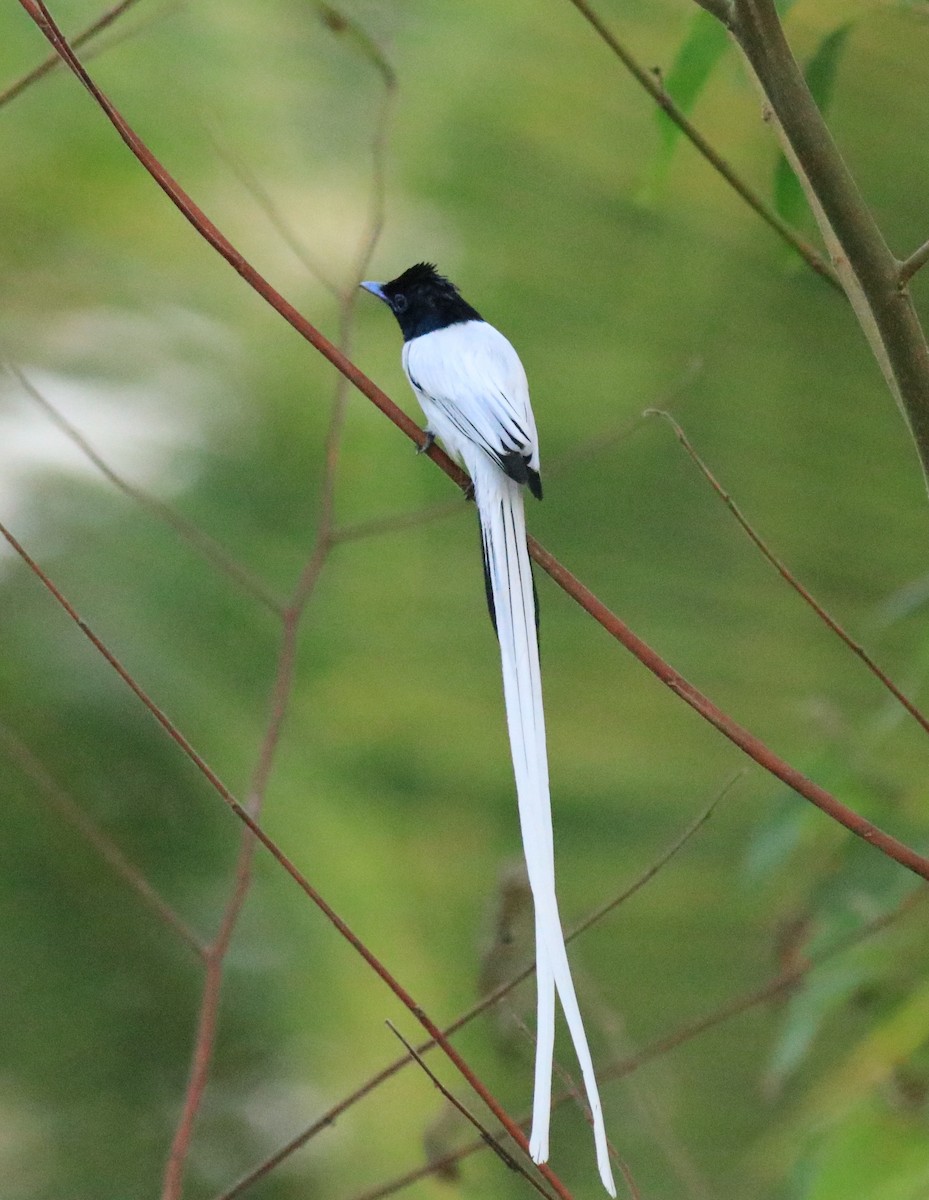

[416,430,436,455]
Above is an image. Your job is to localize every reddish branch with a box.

[532,538,929,879]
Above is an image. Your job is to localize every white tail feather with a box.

[475,462,616,1197]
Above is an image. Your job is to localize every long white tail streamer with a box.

[473,455,616,1197]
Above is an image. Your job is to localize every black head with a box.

[361,262,482,341]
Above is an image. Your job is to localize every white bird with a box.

[362,263,615,1196]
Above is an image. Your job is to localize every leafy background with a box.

[1,0,928,1198]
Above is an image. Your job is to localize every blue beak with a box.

[360,280,388,302]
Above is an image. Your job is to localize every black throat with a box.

[379,262,483,341]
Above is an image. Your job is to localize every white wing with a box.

[402,320,540,477]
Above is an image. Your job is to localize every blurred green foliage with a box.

[1,1,928,1198]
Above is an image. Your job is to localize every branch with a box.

[900,238,929,286]
[0,0,145,108]
[648,408,929,739]
[0,718,205,958]
[530,536,929,881]
[729,0,929,487]
[564,0,841,290]
[386,1022,556,1200]
[3,361,283,615]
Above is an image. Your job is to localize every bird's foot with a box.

[416,430,436,455]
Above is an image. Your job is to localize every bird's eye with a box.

[393,293,408,314]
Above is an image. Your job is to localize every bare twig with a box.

[0,718,205,958]
[385,1022,556,1200]
[346,885,926,1200]
[546,358,703,480]
[569,772,738,942]
[204,129,341,299]
[0,0,145,107]
[331,498,462,544]
[213,785,729,1198]
[564,0,840,290]
[509,1012,642,1200]
[648,408,929,739]
[900,238,929,286]
[2,360,283,615]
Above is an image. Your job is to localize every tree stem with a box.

[730,0,929,490]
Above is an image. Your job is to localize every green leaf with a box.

[645,10,730,194]
[811,978,929,1115]
[766,957,868,1090]
[803,1100,929,1200]
[774,24,853,227]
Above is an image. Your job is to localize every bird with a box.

[361,263,615,1196]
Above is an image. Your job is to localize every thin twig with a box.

[546,358,703,480]
[0,0,145,107]
[204,128,341,299]
[213,785,728,1199]
[509,1012,642,1200]
[331,498,462,544]
[385,1022,556,1200]
[569,771,738,942]
[0,718,205,958]
[346,885,926,1200]
[564,0,841,291]
[899,238,929,286]
[2,360,283,615]
[648,408,929,739]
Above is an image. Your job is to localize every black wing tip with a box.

[499,453,543,500]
